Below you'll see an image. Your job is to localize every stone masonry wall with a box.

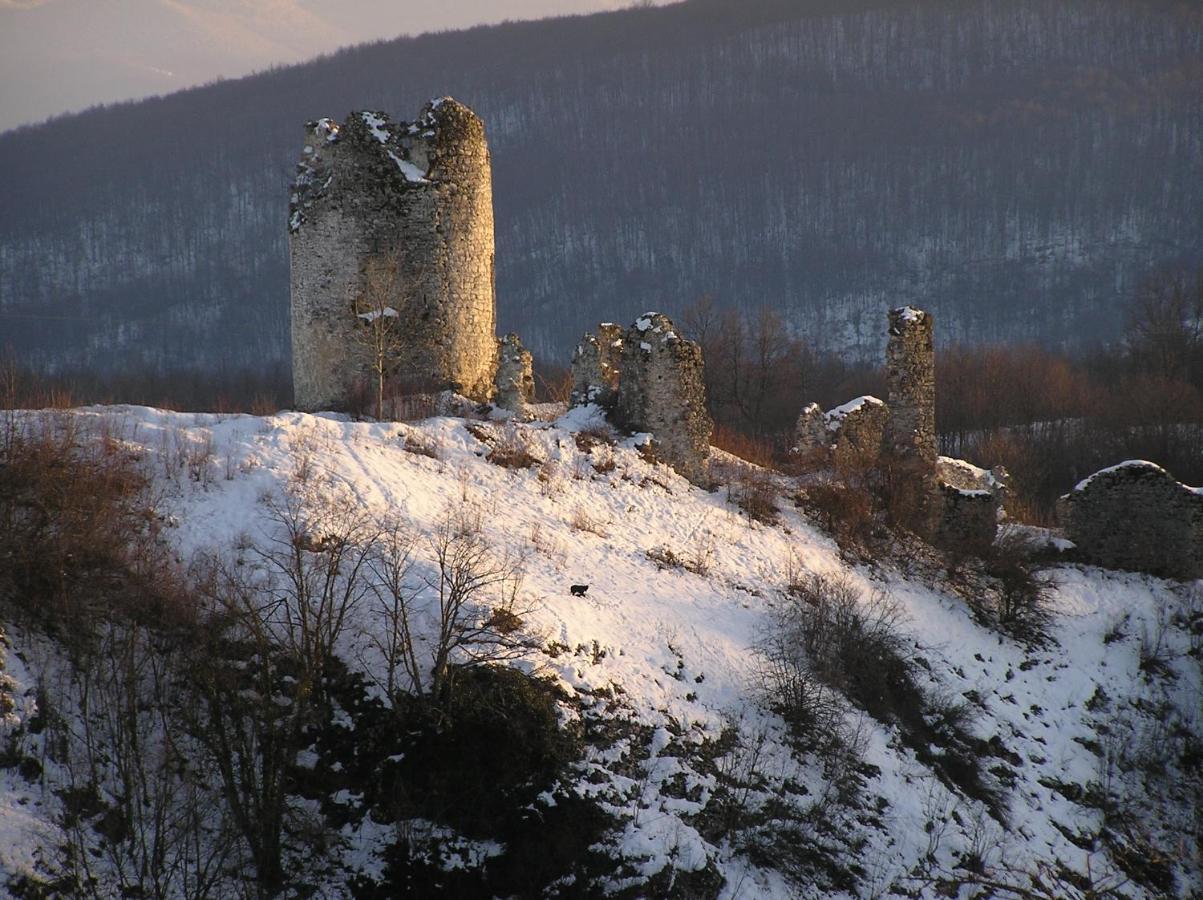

[1057,461,1203,579]
[885,306,936,468]
[570,323,623,408]
[494,333,533,414]
[613,313,712,483]
[289,98,496,411]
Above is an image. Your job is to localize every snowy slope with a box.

[1,405,1199,897]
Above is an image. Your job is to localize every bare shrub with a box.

[987,526,1054,641]
[646,544,710,577]
[486,423,541,469]
[573,426,616,452]
[797,478,875,547]
[0,413,179,640]
[724,463,780,524]
[421,506,542,697]
[569,506,609,537]
[401,431,440,459]
[758,572,1002,812]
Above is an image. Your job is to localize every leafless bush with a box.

[401,431,440,459]
[486,423,541,469]
[52,623,235,899]
[723,462,780,525]
[569,506,609,537]
[251,488,380,687]
[421,505,542,697]
[987,526,1054,641]
[0,412,181,641]
[646,544,710,577]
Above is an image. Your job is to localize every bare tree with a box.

[353,254,408,421]
[422,504,541,698]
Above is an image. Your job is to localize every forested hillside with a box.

[1,0,1200,376]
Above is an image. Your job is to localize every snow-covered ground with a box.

[0,405,1199,897]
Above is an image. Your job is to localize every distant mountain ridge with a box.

[0,0,1199,377]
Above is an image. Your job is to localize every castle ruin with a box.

[1058,461,1203,579]
[613,313,712,484]
[885,306,937,466]
[570,323,624,408]
[494,333,534,415]
[289,98,497,411]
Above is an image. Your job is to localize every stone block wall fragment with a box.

[494,332,534,413]
[1057,461,1203,579]
[570,323,623,408]
[934,457,1006,552]
[289,98,497,411]
[793,403,828,455]
[885,306,936,468]
[825,396,888,470]
[613,312,712,483]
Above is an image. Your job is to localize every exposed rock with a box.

[570,323,623,408]
[289,98,497,411]
[885,306,936,468]
[612,312,712,483]
[1057,460,1203,579]
[494,333,534,414]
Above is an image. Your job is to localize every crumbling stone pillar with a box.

[613,312,712,483]
[793,403,828,455]
[494,333,534,414]
[570,323,623,408]
[885,307,936,468]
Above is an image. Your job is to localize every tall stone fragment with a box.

[289,98,497,411]
[570,323,623,408]
[793,403,828,455]
[613,312,712,483]
[494,333,534,414]
[885,306,936,468]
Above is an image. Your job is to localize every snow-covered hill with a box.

[1,405,1199,897]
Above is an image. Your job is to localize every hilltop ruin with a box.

[288,98,497,411]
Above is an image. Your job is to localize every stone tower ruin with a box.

[612,313,712,484]
[289,98,497,411]
[884,306,936,466]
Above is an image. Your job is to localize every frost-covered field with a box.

[0,405,1199,897]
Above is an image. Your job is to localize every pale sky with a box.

[0,0,647,133]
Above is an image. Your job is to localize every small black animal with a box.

[570,584,589,597]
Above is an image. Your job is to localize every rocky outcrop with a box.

[612,313,712,484]
[289,98,497,411]
[1057,461,1203,579]
[494,333,534,414]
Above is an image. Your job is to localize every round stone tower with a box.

[288,98,497,411]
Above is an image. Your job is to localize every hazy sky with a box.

[0,0,646,133]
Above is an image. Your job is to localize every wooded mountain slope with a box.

[0,0,1199,376]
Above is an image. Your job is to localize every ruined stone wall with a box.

[794,396,888,470]
[885,306,936,467]
[494,333,533,414]
[289,98,496,411]
[613,313,712,483]
[570,323,623,408]
[1057,461,1203,579]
